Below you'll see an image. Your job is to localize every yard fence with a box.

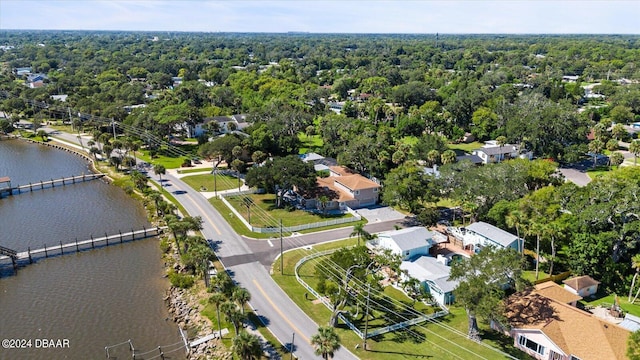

[219,193,361,234]
[294,250,448,340]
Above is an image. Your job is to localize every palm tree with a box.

[530,221,546,280]
[505,210,524,254]
[147,191,163,216]
[318,195,330,216]
[233,287,251,315]
[628,254,640,302]
[208,292,226,339]
[588,139,604,168]
[495,135,507,163]
[153,163,166,185]
[426,149,440,167]
[350,222,370,246]
[629,140,640,166]
[221,302,245,336]
[311,326,341,360]
[232,331,262,360]
[441,149,457,165]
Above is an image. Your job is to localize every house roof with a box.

[456,154,483,164]
[379,227,434,253]
[334,174,380,191]
[465,221,519,248]
[619,314,640,332]
[534,281,582,304]
[504,289,629,360]
[563,275,600,291]
[473,145,518,156]
[401,255,458,293]
[329,166,355,176]
[316,177,352,202]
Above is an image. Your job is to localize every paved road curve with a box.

[160,171,365,360]
[47,131,403,359]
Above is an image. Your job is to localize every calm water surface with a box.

[0,139,183,360]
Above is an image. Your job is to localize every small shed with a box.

[563,275,600,298]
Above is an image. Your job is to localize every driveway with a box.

[354,205,407,223]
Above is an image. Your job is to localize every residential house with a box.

[471,140,533,164]
[369,227,439,260]
[304,166,380,210]
[449,221,522,253]
[15,67,32,76]
[495,285,629,360]
[300,152,338,172]
[563,275,600,298]
[533,281,582,307]
[400,255,458,306]
[188,114,251,138]
[26,73,47,88]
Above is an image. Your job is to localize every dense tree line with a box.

[2,30,640,296]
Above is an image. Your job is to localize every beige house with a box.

[494,282,629,360]
[304,166,380,210]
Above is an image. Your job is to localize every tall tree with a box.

[311,326,341,360]
[449,246,525,340]
[232,331,262,360]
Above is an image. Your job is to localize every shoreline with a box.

[13,135,225,359]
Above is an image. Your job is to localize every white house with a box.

[450,221,521,253]
[369,227,442,260]
[471,140,533,164]
[400,255,458,306]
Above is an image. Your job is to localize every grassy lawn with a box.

[272,239,527,360]
[137,150,189,169]
[177,167,223,174]
[299,133,323,154]
[580,291,640,317]
[586,165,616,179]
[224,193,352,228]
[181,173,238,192]
[208,197,358,239]
[447,141,483,153]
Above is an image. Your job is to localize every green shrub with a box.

[159,237,171,253]
[168,270,195,288]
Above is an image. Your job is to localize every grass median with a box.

[272,239,526,360]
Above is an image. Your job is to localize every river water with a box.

[0,139,183,359]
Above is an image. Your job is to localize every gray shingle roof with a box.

[465,221,519,248]
[380,227,434,252]
[400,256,458,293]
[473,145,517,156]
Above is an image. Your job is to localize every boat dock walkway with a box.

[0,173,105,198]
[0,227,165,273]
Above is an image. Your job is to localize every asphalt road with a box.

[45,130,399,359]
[160,170,366,360]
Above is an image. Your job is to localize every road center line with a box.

[252,279,310,344]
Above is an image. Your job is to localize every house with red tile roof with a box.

[303,166,380,211]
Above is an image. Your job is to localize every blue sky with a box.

[1,1,639,34]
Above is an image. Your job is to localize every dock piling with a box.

[44,244,47,258]
[27,247,32,263]
[60,241,63,255]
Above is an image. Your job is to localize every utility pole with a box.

[280,219,283,275]
[363,283,371,351]
[290,332,295,360]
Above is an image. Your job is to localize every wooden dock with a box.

[0,227,164,272]
[0,173,105,198]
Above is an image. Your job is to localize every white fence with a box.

[219,193,361,234]
[294,250,448,340]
